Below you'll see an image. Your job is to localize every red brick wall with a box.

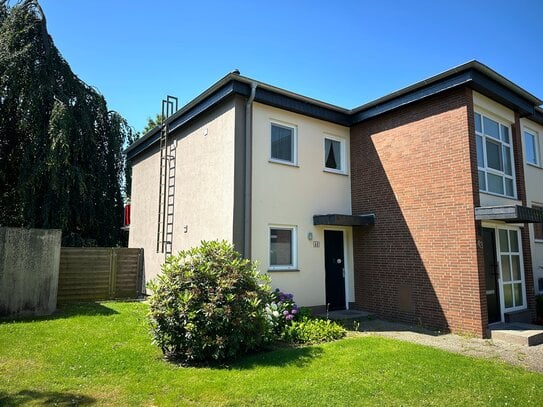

[350,87,487,337]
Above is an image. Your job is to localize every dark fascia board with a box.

[527,106,543,126]
[125,74,350,160]
[475,205,543,223]
[351,61,542,124]
[313,213,375,226]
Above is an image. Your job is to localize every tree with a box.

[0,0,130,246]
[142,113,165,134]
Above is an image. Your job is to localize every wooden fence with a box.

[58,248,144,303]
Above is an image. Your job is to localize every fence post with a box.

[109,248,118,299]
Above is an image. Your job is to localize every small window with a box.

[534,205,543,241]
[269,226,297,270]
[271,123,296,164]
[324,137,345,173]
[524,129,540,166]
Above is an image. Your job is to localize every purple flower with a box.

[283,310,289,316]
[291,308,298,314]
[285,314,294,321]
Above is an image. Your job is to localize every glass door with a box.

[497,228,526,311]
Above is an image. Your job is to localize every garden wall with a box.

[0,227,62,317]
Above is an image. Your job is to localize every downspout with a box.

[244,82,257,258]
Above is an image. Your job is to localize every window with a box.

[324,136,346,173]
[475,112,515,197]
[271,122,296,164]
[534,205,543,241]
[524,129,540,166]
[269,226,297,270]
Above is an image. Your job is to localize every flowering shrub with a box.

[265,289,300,336]
[147,241,272,363]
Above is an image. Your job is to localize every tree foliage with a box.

[142,113,164,134]
[0,0,130,246]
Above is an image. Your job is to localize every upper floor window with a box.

[324,136,346,173]
[533,205,543,241]
[475,112,516,198]
[524,129,540,166]
[271,122,296,164]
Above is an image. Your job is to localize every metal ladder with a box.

[156,96,178,256]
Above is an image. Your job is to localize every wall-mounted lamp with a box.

[307,232,313,241]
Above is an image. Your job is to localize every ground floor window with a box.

[269,226,297,270]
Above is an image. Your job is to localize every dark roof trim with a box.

[527,107,543,126]
[313,213,375,227]
[475,205,543,223]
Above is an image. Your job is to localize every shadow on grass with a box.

[0,302,118,324]
[0,390,95,406]
[221,345,325,370]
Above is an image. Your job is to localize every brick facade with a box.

[350,87,487,337]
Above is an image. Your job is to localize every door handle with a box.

[342,268,345,278]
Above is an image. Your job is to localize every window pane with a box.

[513,283,523,307]
[503,284,513,308]
[501,255,511,282]
[475,113,482,133]
[476,135,484,167]
[271,124,293,162]
[499,229,509,252]
[501,124,510,143]
[325,139,341,170]
[509,230,519,252]
[486,140,502,171]
[270,229,292,266]
[503,146,512,176]
[487,173,504,194]
[478,170,486,191]
[511,255,521,281]
[524,132,538,165]
[483,116,500,139]
[505,178,514,197]
[534,206,543,240]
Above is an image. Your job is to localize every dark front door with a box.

[483,228,501,323]
[324,230,346,311]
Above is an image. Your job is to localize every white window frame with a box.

[496,226,527,314]
[268,225,298,271]
[323,134,347,174]
[269,121,297,166]
[475,111,517,198]
[524,128,540,167]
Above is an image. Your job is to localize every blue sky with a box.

[38,0,543,134]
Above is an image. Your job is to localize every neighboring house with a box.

[125,61,543,338]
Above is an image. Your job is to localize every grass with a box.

[1,302,542,406]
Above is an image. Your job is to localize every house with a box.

[125,61,543,338]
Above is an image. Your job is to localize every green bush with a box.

[282,317,347,344]
[147,240,272,363]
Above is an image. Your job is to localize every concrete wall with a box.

[251,102,352,307]
[129,98,238,286]
[0,227,61,317]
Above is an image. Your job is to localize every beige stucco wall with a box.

[520,117,543,293]
[129,100,237,286]
[251,102,353,307]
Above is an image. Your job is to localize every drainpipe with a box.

[244,82,257,258]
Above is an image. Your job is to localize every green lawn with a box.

[1,302,542,406]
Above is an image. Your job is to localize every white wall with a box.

[251,102,353,307]
[520,117,543,293]
[129,101,237,285]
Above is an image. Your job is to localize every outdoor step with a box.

[489,323,543,346]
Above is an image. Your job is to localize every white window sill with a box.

[268,268,299,272]
[323,168,348,176]
[269,159,299,168]
[479,190,518,201]
[526,162,543,170]
[534,239,543,244]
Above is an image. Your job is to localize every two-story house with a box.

[126,61,543,338]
